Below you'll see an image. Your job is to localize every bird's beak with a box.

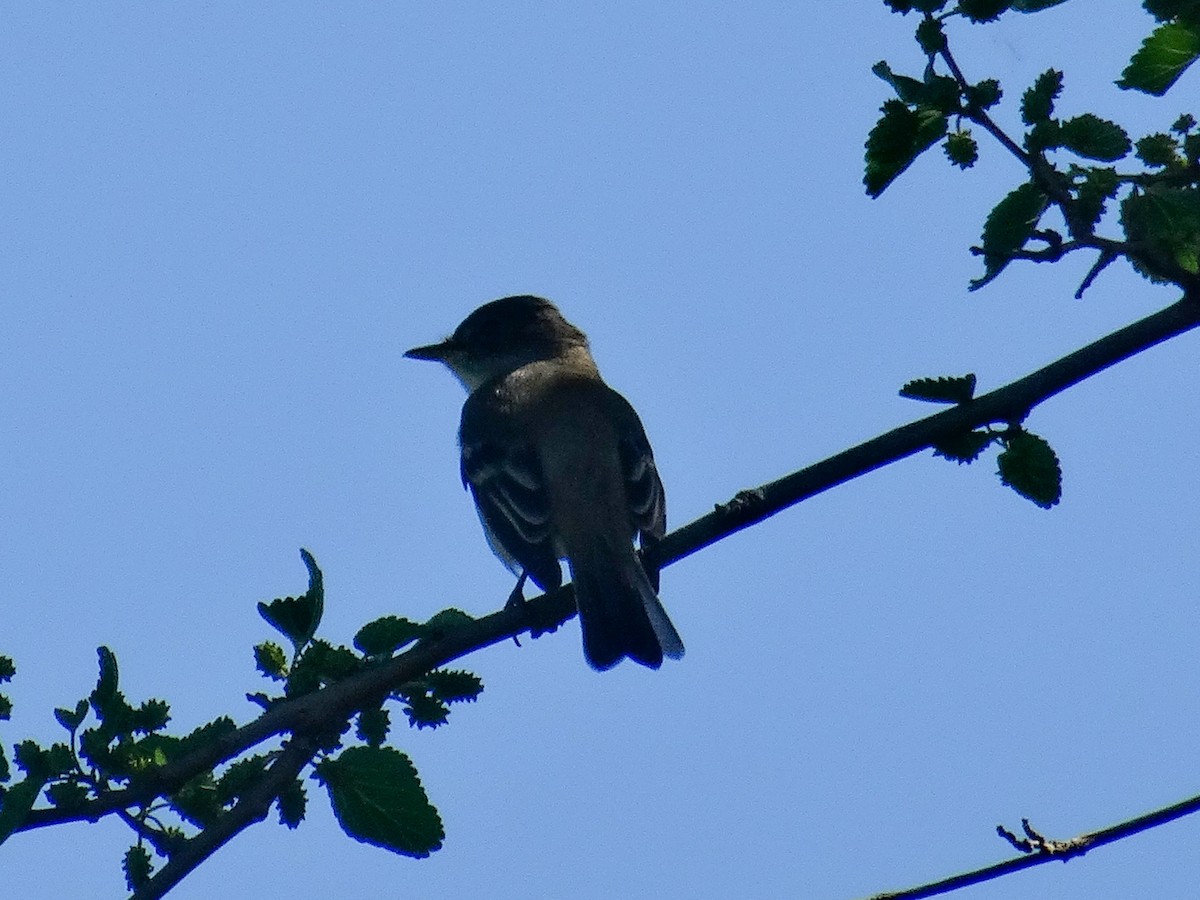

[404,339,452,361]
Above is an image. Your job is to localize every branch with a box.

[17,296,1200,840]
[129,737,317,900]
[652,293,1200,569]
[862,790,1200,900]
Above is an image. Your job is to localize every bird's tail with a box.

[568,535,685,671]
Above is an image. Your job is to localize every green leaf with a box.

[965,78,1002,110]
[254,641,289,680]
[1121,185,1200,277]
[401,693,450,730]
[1173,113,1197,133]
[1144,0,1200,26]
[357,707,391,747]
[421,608,475,637]
[277,778,307,829]
[53,699,90,733]
[45,781,89,810]
[864,99,949,197]
[1021,69,1063,125]
[1073,166,1120,232]
[944,130,980,168]
[1012,0,1069,10]
[1058,114,1131,161]
[425,670,484,704]
[997,430,1062,508]
[0,657,14,681]
[1135,132,1180,166]
[959,0,1011,22]
[970,182,1050,290]
[0,773,48,846]
[915,16,948,54]
[933,430,996,464]
[354,616,425,657]
[316,747,444,859]
[1118,21,1200,95]
[123,845,153,892]
[258,549,325,651]
[899,374,977,404]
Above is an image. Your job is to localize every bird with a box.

[405,295,684,670]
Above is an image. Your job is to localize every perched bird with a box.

[405,295,684,670]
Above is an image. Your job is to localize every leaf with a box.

[277,779,307,829]
[1118,21,1200,95]
[1144,0,1200,24]
[997,431,1062,508]
[254,641,289,680]
[1058,114,1131,161]
[933,430,996,464]
[864,99,949,197]
[1012,0,1069,10]
[401,693,450,730]
[1136,133,1181,167]
[258,549,325,651]
[970,182,1050,290]
[123,845,153,892]
[53,699,90,733]
[1121,185,1200,277]
[1073,166,1120,233]
[1021,69,1063,125]
[959,0,1012,22]
[425,669,484,704]
[0,657,14,681]
[965,78,1002,110]
[915,16,948,54]
[421,608,475,637]
[354,616,425,657]
[316,747,444,859]
[0,774,48,847]
[899,374,977,404]
[944,130,979,168]
[357,707,391,747]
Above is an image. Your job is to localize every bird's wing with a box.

[459,387,563,592]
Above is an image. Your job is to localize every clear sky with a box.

[3,3,1199,898]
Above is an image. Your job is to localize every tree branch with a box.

[862,790,1200,900]
[13,295,1200,895]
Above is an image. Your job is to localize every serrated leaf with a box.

[0,773,48,847]
[966,79,1002,110]
[915,16,948,53]
[0,657,14,681]
[45,781,89,810]
[422,608,475,637]
[425,670,484,704]
[872,62,927,104]
[357,706,391,747]
[1118,21,1200,95]
[1012,0,1069,10]
[354,616,425,657]
[1136,132,1181,166]
[1121,185,1200,277]
[1021,69,1063,125]
[971,182,1050,290]
[944,130,979,168]
[900,374,977,404]
[1073,166,1120,233]
[864,100,949,197]
[254,641,289,680]
[1144,0,1200,23]
[934,430,995,464]
[123,845,153,892]
[959,0,1012,22]
[997,431,1062,508]
[1058,114,1131,161]
[258,549,325,651]
[54,702,87,733]
[277,778,307,829]
[93,647,119,708]
[402,693,450,730]
[316,747,444,859]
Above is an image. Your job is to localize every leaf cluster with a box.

[0,550,483,890]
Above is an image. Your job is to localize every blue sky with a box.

[4,3,1199,898]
